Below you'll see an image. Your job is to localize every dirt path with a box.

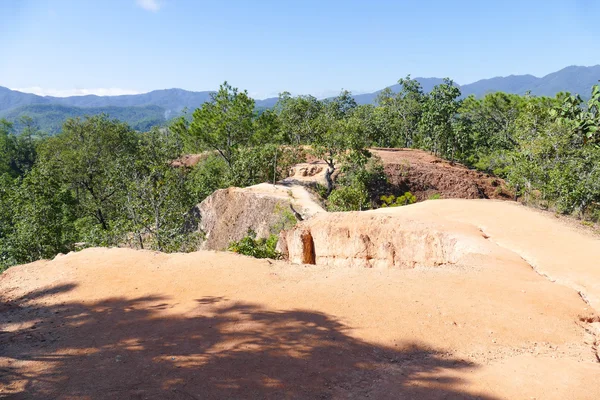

[377,199,600,312]
[1,201,600,399]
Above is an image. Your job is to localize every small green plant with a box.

[380,192,417,207]
[272,203,298,233]
[428,193,442,200]
[327,185,369,211]
[228,230,281,259]
[315,183,329,200]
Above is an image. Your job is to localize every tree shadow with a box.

[1,284,496,399]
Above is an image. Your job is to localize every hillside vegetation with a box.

[0,104,166,134]
[1,77,599,270]
[1,65,599,132]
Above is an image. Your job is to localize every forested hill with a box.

[0,87,279,133]
[1,65,599,133]
[0,104,166,134]
[0,86,279,116]
[352,65,600,104]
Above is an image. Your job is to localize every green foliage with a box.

[38,114,139,242]
[419,78,463,160]
[324,149,388,212]
[380,192,417,207]
[272,203,299,233]
[0,104,166,134]
[276,92,323,144]
[121,128,195,252]
[189,82,255,167]
[310,91,368,195]
[230,144,304,188]
[327,185,370,212]
[183,83,305,195]
[374,75,425,147]
[4,166,78,264]
[552,85,600,145]
[187,153,230,202]
[1,115,203,270]
[227,230,280,259]
[428,193,442,200]
[0,117,40,178]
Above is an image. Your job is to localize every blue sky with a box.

[1,0,598,99]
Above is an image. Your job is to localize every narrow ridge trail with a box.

[389,199,600,313]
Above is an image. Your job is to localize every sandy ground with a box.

[374,199,600,312]
[1,200,600,399]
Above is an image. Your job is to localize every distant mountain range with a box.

[352,65,600,104]
[1,65,599,133]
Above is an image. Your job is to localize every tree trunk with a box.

[324,161,335,196]
[96,208,108,231]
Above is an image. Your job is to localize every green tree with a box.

[189,82,255,167]
[552,85,600,146]
[276,92,323,144]
[376,75,425,148]
[419,78,462,159]
[5,166,78,265]
[121,128,193,252]
[0,119,14,177]
[37,115,138,240]
[313,113,369,195]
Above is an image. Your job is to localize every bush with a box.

[272,203,298,233]
[428,193,442,200]
[228,230,280,259]
[326,153,389,212]
[327,184,369,211]
[186,154,230,203]
[380,192,417,207]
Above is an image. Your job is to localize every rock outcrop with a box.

[280,161,329,186]
[279,209,492,268]
[192,183,324,251]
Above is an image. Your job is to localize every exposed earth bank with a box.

[192,148,511,252]
[283,148,512,201]
[190,183,324,251]
[1,200,600,399]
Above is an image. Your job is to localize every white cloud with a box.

[12,87,143,97]
[135,0,163,12]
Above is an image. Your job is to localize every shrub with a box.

[380,192,417,207]
[327,184,369,211]
[186,154,230,203]
[272,203,298,233]
[228,230,280,259]
[428,193,442,200]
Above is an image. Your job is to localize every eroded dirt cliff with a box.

[191,183,324,251]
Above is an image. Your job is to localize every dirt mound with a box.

[281,161,328,186]
[281,148,511,201]
[279,211,490,268]
[191,183,324,250]
[171,153,209,168]
[371,148,511,200]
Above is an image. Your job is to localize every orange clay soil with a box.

[1,199,600,399]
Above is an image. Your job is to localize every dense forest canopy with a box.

[1,77,599,270]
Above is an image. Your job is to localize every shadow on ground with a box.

[1,283,494,399]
